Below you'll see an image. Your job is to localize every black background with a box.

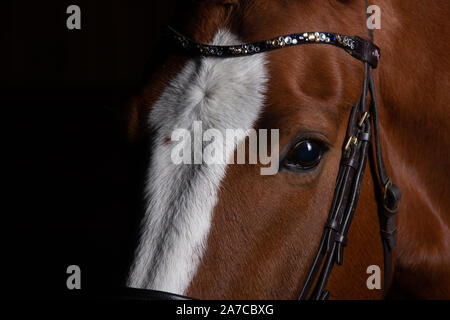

[3,0,182,298]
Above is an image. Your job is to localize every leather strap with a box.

[367,68,402,292]
[107,287,193,300]
[165,26,380,68]
[350,36,380,69]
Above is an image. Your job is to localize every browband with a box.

[166,26,381,68]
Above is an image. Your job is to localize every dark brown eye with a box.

[284,140,325,171]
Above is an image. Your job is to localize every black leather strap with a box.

[349,36,380,69]
[123,288,193,300]
[97,287,193,300]
[165,26,380,68]
[367,68,402,292]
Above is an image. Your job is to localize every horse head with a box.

[124,0,449,299]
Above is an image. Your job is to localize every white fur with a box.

[127,29,268,294]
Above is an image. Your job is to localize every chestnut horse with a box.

[125,0,450,299]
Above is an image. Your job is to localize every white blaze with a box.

[127,29,268,294]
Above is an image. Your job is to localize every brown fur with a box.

[127,0,450,299]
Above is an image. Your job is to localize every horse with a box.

[123,0,450,299]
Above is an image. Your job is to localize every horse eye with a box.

[284,140,326,171]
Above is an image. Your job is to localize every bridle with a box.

[128,15,401,301]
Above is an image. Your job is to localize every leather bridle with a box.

[127,18,402,301]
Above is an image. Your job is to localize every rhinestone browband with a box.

[166,26,380,68]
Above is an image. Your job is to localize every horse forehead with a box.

[260,46,362,136]
[152,30,269,130]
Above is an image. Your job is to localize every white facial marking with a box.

[127,29,268,294]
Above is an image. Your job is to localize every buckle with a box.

[344,136,358,151]
[358,112,370,127]
[383,178,392,200]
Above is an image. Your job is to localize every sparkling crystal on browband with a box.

[166,26,381,68]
